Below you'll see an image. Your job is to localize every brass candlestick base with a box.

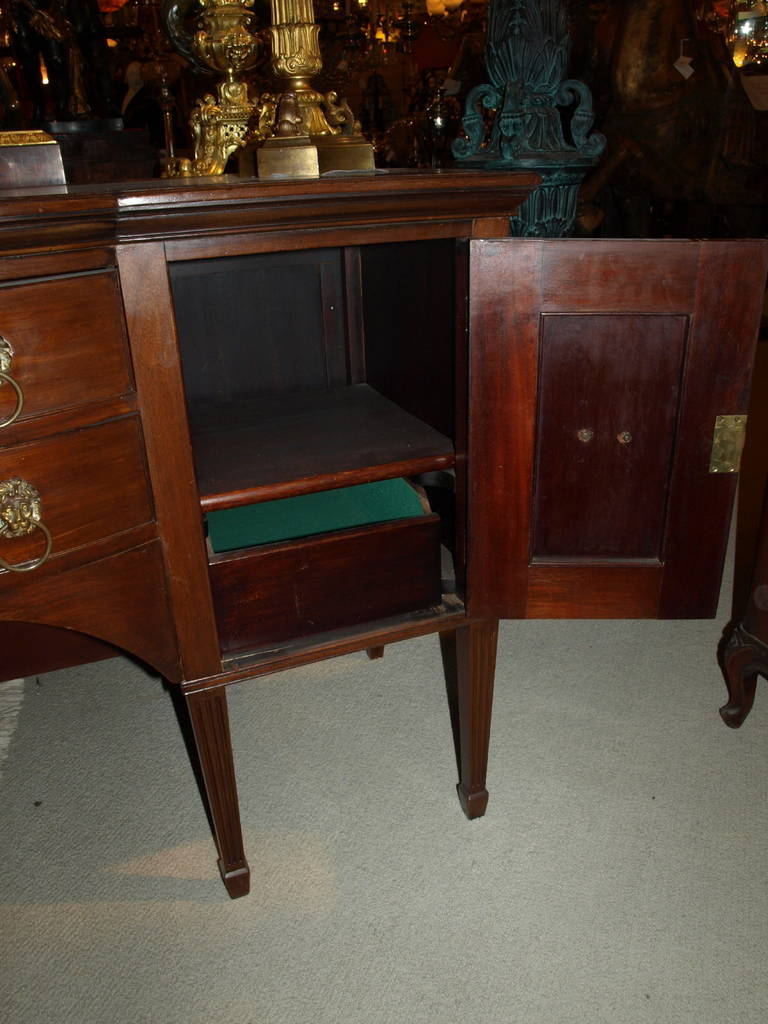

[255,134,320,178]
[166,79,259,177]
[255,0,373,178]
[250,94,374,178]
[314,134,377,174]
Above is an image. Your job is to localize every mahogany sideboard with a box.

[0,171,765,898]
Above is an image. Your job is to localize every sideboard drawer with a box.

[0,416,153,570]
[209,514,443,653]
[0,273,133,427]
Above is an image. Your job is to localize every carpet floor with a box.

[1,570,767,1024]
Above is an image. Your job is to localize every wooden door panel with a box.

[526,564,662,619]
[533,314,687,560]
[658,242,768,617]
[467,238,768,621]
[538,240,699,311]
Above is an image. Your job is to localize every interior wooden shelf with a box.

[190,384,455,512]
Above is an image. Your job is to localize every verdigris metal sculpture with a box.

[453,0,606,236]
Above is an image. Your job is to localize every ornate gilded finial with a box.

[453,0,606,236]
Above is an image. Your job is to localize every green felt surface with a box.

[207,478,425,553]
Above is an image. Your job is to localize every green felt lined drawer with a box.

[206,478,426,553]
[208,514,443,653]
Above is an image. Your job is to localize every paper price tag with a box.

[674,56,694,79]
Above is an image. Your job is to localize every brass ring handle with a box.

[0,479,53,573]
[0,369,24,428]
[0,519,52,573]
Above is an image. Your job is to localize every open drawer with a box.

[206,479,443,654]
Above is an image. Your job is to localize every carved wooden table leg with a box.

[185,686,250,898]
[721,485,768,728]
[453,618,499,819]
[720,625,767,728]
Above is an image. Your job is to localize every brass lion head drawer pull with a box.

[0,478,53,573]
[0,336,24,429]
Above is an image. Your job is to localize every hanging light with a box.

[729,1,768,68]
[720,1,768,111]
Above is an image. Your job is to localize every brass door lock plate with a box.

[709,415,747,474]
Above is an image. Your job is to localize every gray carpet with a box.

[1,566,767,1024]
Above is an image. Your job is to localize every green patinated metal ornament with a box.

[453,0,606,237]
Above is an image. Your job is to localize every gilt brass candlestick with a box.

[268,0,325,133]
[261,0,374,176]
[163,0,266,176]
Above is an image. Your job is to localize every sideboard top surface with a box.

[0,170,541,256]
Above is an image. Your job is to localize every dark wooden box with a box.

[208,514,443,654]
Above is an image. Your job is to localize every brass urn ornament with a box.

[162,0,374,178]
[162,0,264,176]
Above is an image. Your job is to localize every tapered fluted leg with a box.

[720,625,766,728]
[185,687,250,898]
[454,619,499,819]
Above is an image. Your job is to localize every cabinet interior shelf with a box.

[189,384,455,512]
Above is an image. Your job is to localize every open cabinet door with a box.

[466,239,768,621]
